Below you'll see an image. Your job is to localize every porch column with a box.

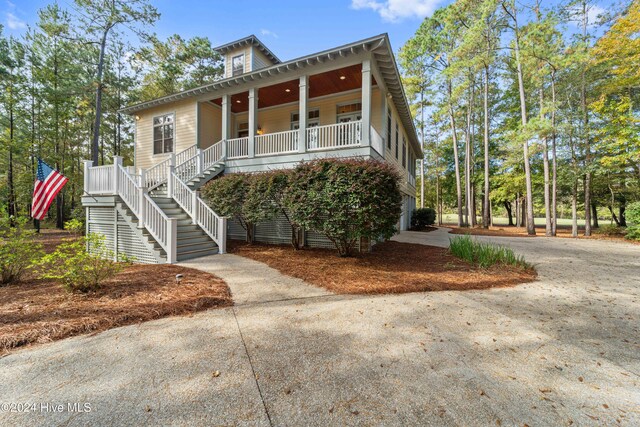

[248,88,257,158]
[380,89,387,157]
[298,75,308,153]
[361,59,372,147]
[221,94,230,141]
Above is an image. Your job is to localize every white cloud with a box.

[6,12,26,30]
[587,5,606,25]
[351,0,441,22]
[566,4,606,28]
[260,29,278,38]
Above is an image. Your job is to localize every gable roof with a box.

[121,34,421,156]
[214,34,281,64]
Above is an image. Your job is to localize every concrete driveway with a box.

[1,229,639,426]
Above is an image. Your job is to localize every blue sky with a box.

[2,0,614,59]
[1,0,449,58]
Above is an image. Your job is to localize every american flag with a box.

[31,159,68,220]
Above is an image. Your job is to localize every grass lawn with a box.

[0,230,232,355]
[228,239,536,295]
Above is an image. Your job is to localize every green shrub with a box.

[0,217,44,284]
[595,224,626,237]
[40,233,131,293]
[201,173,255,242]
[411,208,436,230]
[64,218,85,234]
[626,202,640,241]
[285,159,402,257]
[244,170,303,249]
[449,235,530,269]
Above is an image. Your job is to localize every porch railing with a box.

[307,121,361,151]
[227,137,249,159]
[255,130,298,156]
[85,165,114,194]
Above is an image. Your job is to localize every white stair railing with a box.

[116,163,141,218]
[169,171,227,254]
[203,140,225,170]
[144,144,197,191]
[142,194,178,263]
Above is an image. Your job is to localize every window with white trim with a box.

[153,113,174,154]
[232,54,244,76]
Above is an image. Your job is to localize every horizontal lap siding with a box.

[135,99,197,170]
[199,102,221,149]
[116,211,160,264]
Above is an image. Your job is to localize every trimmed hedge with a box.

[202,159,403,256]
[411,208,436,231]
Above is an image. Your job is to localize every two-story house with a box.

[82,33,421,263]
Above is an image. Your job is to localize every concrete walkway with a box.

[1,230,639,426]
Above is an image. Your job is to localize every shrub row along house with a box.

[81,34,421,263]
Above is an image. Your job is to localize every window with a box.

[153,114,174,154]
[386,109,392,149]
[237,122,249,138]
[395,123,399,159]
[232,54,244,76]
[291,109,320,126]
[336,102,362,115]
[402,137,406,168]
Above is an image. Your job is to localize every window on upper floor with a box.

[402,137,406,168]
[153,113,174,155]
[395,123,399,159]
[232,54,244,76]
[386,109,392,149]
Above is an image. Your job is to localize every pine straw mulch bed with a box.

[447,224,638,244]
[0,230,232,356]
[228,240,537,295]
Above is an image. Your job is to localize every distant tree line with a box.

[401,0,640,237]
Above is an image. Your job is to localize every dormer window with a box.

[232,54,244,76]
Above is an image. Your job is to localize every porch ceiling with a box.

[210,65,376,113]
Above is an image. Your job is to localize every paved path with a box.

[1,230,639,426]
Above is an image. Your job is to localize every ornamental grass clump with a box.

[449,235,530,269]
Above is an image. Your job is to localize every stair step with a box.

[177,247,219,261]
[177,241,216,253]
[178,231,208,240]
[177,224,201,232]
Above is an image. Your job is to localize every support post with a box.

[248,88,257,158]
[138,186,147,229]
[196,148,203,175]
[361,59,372,147]
[221,94,230,141]
[218,217,227,254]
[191,191,198,224]
[167,153,175,198]
[113,156,123,195]
[83,160,93,194]
[298,75,308,153]
[167,218,178,263]
[380,90,387,157]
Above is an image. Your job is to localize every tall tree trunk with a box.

[581,1,592,237]
[420,90,425,209]
[7,106,15,222]
[482,65,490,228]
[619,196,627,227]
[92,27,110,166]
[572,180,578,238]
[509,3,536,235]
[540,87,552,236]
[464,78,474,227]
[504,201,514,226]
[447,80,463,227]
[550,70,558,236]
[591,202,599,228]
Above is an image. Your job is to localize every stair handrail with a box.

[144,144,198,191]
[142,194,178,263]
[112,156,177,263]
[169,170,227,254]
[174,139,226,184]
